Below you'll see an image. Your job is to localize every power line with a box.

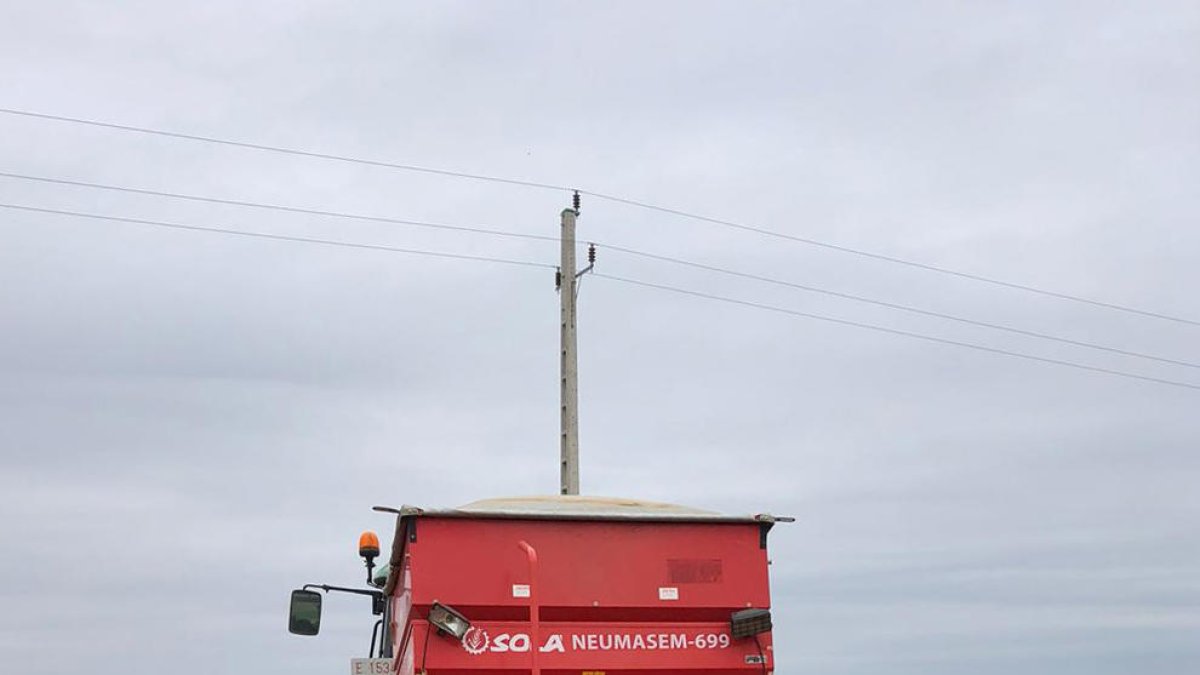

[2,169,1191,369]
[0,203,556,270]
[0,171,559,244]
[599,244,1200,370]
[583,191,1200,328]
[2,105,1194,327]
[4,196,1194,391]
[0,107,573,192]
[593,273,1200,392]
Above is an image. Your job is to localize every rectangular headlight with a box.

[428,601,471,639]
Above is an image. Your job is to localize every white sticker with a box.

[658,587,679,601]
[512,584,531,598]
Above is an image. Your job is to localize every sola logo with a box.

[461,627,490,655]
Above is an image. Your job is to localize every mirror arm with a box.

[302,584,386,616]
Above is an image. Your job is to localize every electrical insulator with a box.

[555,269,562,290]
[588,243,596,265]
[573,191,581,213]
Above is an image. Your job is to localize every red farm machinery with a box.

[289,495,791,674]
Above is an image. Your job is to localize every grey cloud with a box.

[2,1,1198,674]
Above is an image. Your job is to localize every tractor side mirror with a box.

[288,589,323,636]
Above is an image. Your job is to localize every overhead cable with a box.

[0,107,571,192]
[593,273,1200,393]
[1,169,1191,369]
[1,105,1194,326]
[5,195,1194,391]
[0,171,559,243]
[583,191,1200,327]
[599,244,1200,370]
[0,203,555,270]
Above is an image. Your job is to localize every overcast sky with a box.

[1,2,1198,674]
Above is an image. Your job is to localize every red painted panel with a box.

[391,515,777,673]
[407,519,769,616]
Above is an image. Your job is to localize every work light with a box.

[428,601,471,639]
[730,608,772,639]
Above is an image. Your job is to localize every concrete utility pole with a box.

[559,201,581,495]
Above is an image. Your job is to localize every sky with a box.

[0,1,1197,673]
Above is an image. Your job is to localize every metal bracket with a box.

[302,583,386,616]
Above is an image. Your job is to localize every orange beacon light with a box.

[358,531,380,583]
